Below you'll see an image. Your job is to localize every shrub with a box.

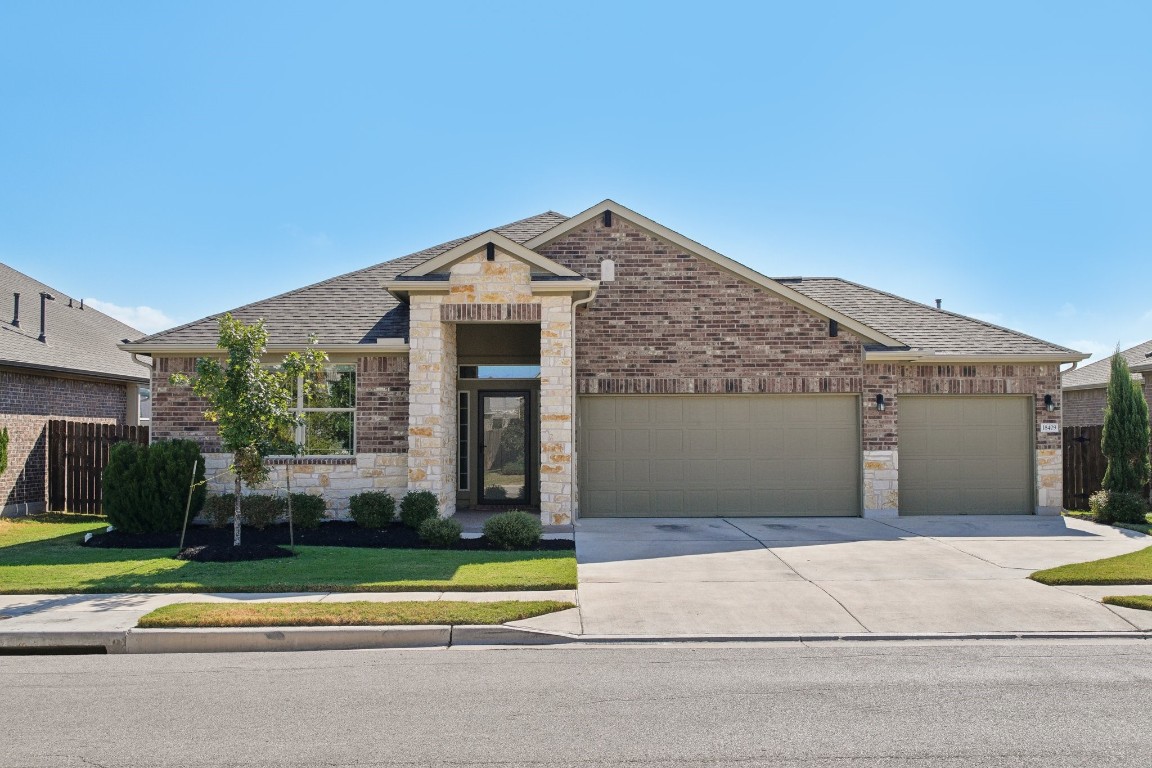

[349,491,396,528]
[418,517,462,548]
[484,485,507,500]
[240,494,283,530]
[288,492,325,530]
[399,490,439,529]
[103,440,206,533]
[0,426,8,476]
[203,494,236,528]
[1090,489,1150,525]
[482,510,542,550]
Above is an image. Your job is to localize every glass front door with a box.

[478,391,530,505]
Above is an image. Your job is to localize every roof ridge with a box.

[0,262,143,337]
[801,276,1080,354]
[131,211,566,344]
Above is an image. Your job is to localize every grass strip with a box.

[1101,595,1152,612]
[1031,545,1152,586]
[137,600,574,628]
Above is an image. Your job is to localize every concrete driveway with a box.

[567,516,1152,636]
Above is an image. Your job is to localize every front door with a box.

[478,391,531,505]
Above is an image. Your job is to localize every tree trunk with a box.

[234,474,243,546]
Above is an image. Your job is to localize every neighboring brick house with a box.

[125,201,1086,523]
[0,263,150,516]
[1061,340,1152,428]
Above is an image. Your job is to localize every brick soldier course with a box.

[125,200,1086,522]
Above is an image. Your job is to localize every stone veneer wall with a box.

[1,369,128,515]
[405,249,576,524]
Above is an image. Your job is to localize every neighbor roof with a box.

[0,262,148,382]
[1062,339,1152,389]
[781,277,1082,358]
[127,212,569,349]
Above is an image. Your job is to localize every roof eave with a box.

[0,359,149,384]
[118,341,410,355]
[865,350,1090,364]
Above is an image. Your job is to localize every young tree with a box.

[171,313,327,546]
[1101,350,1151,497]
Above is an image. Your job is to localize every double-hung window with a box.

[277,364,357,456]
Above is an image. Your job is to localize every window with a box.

[273,364,356,455]
[458,391,470,491]
[138,386,151,423]
[458,365,541,379]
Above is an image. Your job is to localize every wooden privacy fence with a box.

[48,421,149,514]
[1063,425,1105,510]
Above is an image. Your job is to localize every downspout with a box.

[127,349,153,440]
[569,288,598,523]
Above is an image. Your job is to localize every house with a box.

[1061,340,1152,427]
[124,201,1086,524]
[0,263,150,516]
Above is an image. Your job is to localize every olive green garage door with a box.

[578,395,860,517]
[899,396,1033,515]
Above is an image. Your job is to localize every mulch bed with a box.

[176,544,295,562]
[81,521,575,552]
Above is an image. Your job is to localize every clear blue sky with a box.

[2,1,1149,364]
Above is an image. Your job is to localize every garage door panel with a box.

[588,429,617,454]
[900,396,1031,516]
[580,395,860,517]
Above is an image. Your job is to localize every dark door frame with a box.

[477,390,532,506]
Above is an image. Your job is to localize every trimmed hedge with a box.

[419,517,463,548]
[103,440,206,533]
[482,510,542,550]
[399,490,439,530]
[349,491,396,528]
[288,493,325,530]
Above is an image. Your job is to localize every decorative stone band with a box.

[264,456,357,466]
[440,303,541,322]
[578,377,864,395]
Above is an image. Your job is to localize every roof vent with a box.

[600,259,615,282]
[11,292,19,328]
[38,292,55,343]
[935,299,942,309]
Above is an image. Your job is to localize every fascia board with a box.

[400,231,581,278]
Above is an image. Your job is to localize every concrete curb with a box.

[125,626,451,653]
[4,627,1152,654]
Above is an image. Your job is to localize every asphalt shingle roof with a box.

[130,212,569,348]
[0,263,148,381]
[1062,339,1152,389]
[780,277,1079,357]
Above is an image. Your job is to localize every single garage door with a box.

[899,396,1033,515]
[578,395,860,517]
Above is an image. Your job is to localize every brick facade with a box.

[1064,379,1152,428]
[539,218,865,394]
[1,368,128,515]
[151,357,221,450]
[355,356,409,453]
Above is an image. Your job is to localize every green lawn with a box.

[0,515,577,594]
[1031,544,1152,586]
[1101,595,1152,612]
[137,600,574,628]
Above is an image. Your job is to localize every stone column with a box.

[539,296,575,525]
[407,295,457,516]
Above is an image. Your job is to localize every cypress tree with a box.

[1101,350,1151,495]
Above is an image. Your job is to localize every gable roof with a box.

[398,231,582,278]
[781,277,1084,361]
[0,262,148,382]
[1062,339,1152,389]
[525,199,904,348]
[126,212,569,350]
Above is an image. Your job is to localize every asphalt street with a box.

[2,640,1151,767]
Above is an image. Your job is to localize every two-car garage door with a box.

[578,395,860,517]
